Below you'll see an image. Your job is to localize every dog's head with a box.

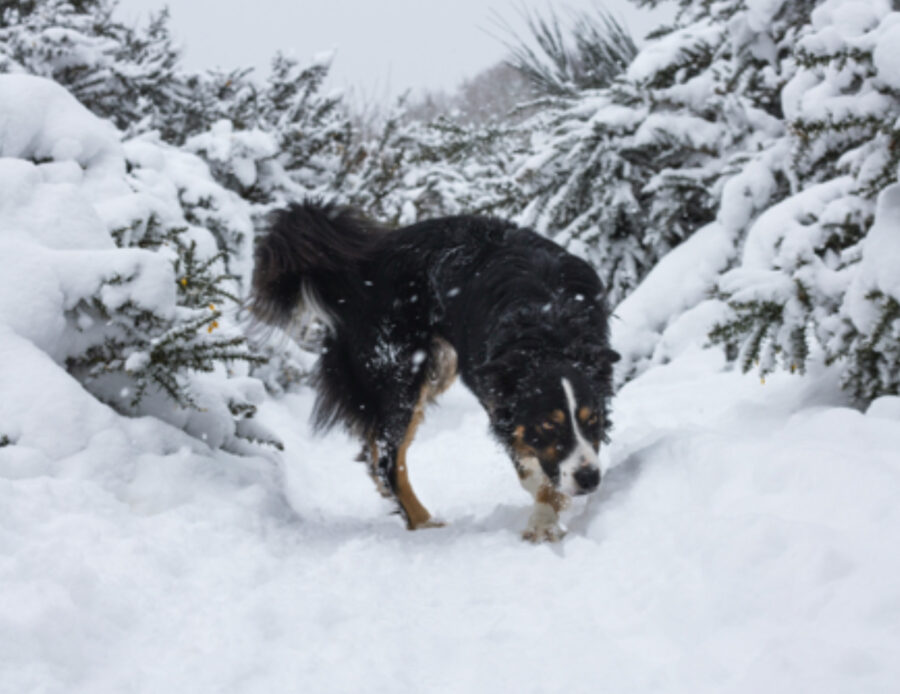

[478,353,616,496]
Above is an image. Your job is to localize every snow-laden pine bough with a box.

[250,201,619,542]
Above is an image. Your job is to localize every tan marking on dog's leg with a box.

[394,385,444,530]
[537,484,569,514]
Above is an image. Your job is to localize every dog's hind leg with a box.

[365,337,456,528]
[374,380,445,530]
[362,434,393,499]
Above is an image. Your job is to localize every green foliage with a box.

[836,292,900,402]
[336,107,527,225]
[67,222,265,412]
[498,6,637,97]
[183,51,356,215]
[510,5,746,305]
[709,4,900,402]
[0,0,196,139]
[264,53,351,176]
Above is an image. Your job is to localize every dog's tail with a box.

[249,199,380,330]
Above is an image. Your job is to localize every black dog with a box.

[251,201,618,541]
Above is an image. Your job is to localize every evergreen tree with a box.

[0,71,278,451]
[510,6,723,304]
[710,0,900,402]
[186,52,354,214]
[338,111,525,225]
[0,0,195,139]
[263,52,351,191]
[500,6,637,97]
[65,136,280,451]
[513,0,818,309]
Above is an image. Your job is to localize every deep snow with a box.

[3,345,899,694]
[2,28,900,694]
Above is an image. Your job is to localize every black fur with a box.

[251,200,619,514]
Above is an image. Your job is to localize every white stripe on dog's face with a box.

[558,377,601,496]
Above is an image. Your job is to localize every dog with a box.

[250,200,619,542]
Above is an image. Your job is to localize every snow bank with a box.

[611,221,736,382]
[0,73,123,177]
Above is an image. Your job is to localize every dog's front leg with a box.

[515,457,569,543]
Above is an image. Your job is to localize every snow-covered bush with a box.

[0,1,362,391]
[0,74,277,451]
[590,0,899,403]
[337,112,525,225]
[710,0,900,401]
[0,0,197,140]
[185,52,354,211]
[511,0,792,306]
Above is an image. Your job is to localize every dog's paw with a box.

[522,523,566,543]
[409,516,446,530]
[522,501,565,543]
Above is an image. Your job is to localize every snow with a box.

[0,147,175,363]
[738,177,853,270]
[842,182,900,332]
[633,113,724,151]
[873,19,900,91]
[611,221,737,381]
[867,395,900,420]
[0,74,272,458]
[717,158,778,234]
[3,345,900,693]
[186,119,279,191]
[0,73,123,178]
[626,21,723,84]
[810,0,890,35]
[2,13,900,694]
[745,0,785,33]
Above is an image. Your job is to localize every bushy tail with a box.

[249,199,381,329]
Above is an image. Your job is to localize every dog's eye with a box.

[578,408,600,428]
[540,420,557,431]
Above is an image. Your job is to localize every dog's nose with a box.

[574,465,600,492]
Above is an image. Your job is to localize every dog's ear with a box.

[568,345,621,373]
[473,352,528,405]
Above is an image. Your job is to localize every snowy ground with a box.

[3,345,900,693]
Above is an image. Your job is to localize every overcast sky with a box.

[116,1,675,102]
